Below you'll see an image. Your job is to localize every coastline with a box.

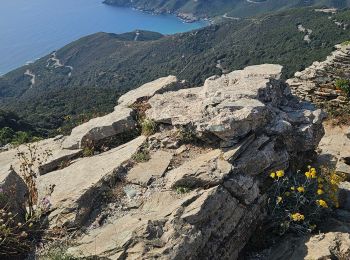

[103,1,213,24]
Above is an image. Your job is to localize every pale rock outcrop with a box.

[126,150,172,186]
[317,123,350,178]
[62,106,136,150]
[0,167,27,220]
[37,136,146,227]
[66,64,325,259]
[117,75,181,106]
[0,136,81,176]
[62,76,181,150]
[287,43,350,107]
[266,220,350,260]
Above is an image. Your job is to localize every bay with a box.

[0,0,206,75]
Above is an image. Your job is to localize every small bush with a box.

[177,125,197,143]
[175,186,191,194]
[341,40,350,46]
[0,144,54,257]
[267,166,345,236]
[335,78,350,96]
[132,144,150,163]
[141,119,157,136]
[82,146,94,157]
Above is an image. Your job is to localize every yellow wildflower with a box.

[318,183,323,189]
[297,186,305,193]
[310,170,317,179]
[276,170,284,178]
[291,213,305,222]
[270,172,276,179]
[317,189,324,195]
[276,196,283,204]
[290,186,295,191]
[316,199,328,208]
[305,171,311,179]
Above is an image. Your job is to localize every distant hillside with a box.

[1,8,350,133]
[104,0,350,19]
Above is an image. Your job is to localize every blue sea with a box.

[0,0,206,75]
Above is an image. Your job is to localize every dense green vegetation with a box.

[104,0,350,19]
[2,9,350,134]
[0,110,41,146]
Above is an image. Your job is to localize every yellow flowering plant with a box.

[267,166,344,235]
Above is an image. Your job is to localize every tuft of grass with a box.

[141,119,157,136]
[132,145,150,163]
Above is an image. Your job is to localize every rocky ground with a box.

[1,63,349,259]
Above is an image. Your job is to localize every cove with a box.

[0,0,207,74]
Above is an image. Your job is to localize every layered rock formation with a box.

[0,65,325,259]
[287,43,350,108]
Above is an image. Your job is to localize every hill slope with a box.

[2,8,350,133]
[104,0,350,19]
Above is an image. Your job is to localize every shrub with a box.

[177,125,197,143]
[141,119,157,136]
[267,166,345,236]
[335,78,350,96]
[0,144,55,257]
[175,186,191,194]
[132,149,150,163]
[132,143,150,163]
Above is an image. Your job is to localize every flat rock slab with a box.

[37,136,146,227]
[0,136,81,177]
[62,106,136,149]
[117,75,179,106]
[165,149,232,189]
[68,190,197,259]
[126,150,172,186]
[317,124,350,177]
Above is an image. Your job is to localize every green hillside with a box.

[1,8,350,134]
[104,0,350,19]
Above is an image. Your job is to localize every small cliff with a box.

[0,64,325,259]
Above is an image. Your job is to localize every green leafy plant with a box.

[175,186,191,194]
[132,143,150,163]
[266,167,345,236]
[335,78,350,96]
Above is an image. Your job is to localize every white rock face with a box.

[117,75,180,106]
[62,76,181,150]
[62,107,136,150]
